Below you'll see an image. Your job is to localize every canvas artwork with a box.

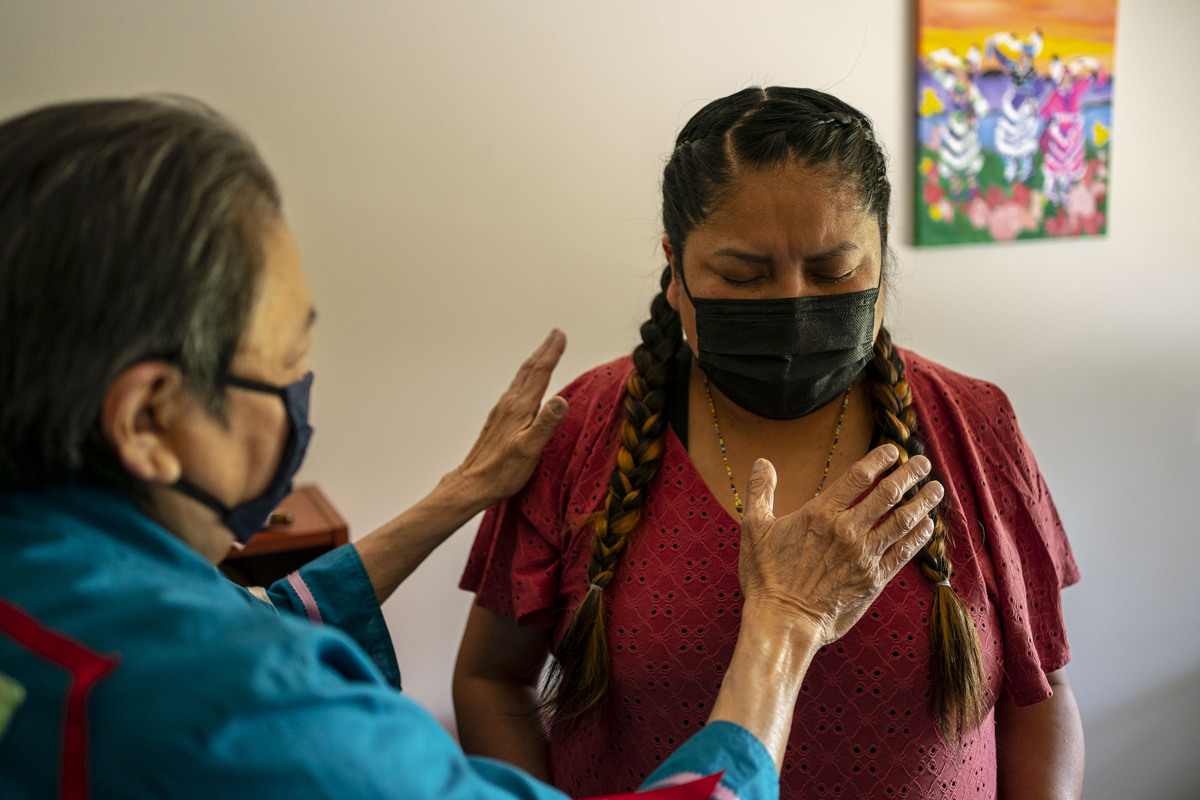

[915,0,1118,245]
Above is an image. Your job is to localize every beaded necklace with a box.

[702,376,852,518]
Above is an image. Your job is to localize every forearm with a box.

[453,675,551,781]
[707,600,821,770]
[354,471,488,605]
[996,669,1085,800]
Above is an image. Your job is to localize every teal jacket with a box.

[0,484,776,799]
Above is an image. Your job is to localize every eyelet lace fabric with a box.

[461,350,1079,799]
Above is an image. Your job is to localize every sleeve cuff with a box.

[642,721,777,800]
[266,544,402,689]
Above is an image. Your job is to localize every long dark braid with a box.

[542,265,685,720]
[867,326,986,741]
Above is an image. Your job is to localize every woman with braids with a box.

[455,86,1083,799]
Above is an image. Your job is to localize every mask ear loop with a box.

[223,374,290,398]
[172,477,245,550]
[173,478,231,517]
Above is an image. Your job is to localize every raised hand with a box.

[452,329,569,511]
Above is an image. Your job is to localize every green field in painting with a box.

[913,142,1109,247]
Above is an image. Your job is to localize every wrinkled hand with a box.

[739,445,941,646]
[451,329,569,511]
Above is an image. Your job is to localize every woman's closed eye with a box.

[718,272,765,287]
[808,269,857,286]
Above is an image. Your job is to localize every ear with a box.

[662,235,681,312]
[100,361,191,484]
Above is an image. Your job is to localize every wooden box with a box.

[218,484,349,587]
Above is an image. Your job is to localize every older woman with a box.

[455,87,1084,799]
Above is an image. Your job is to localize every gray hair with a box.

[0,96,281,491]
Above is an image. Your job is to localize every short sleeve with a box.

[902,349,1080,708]
[460,494,563,629]
[975,409,1080,706]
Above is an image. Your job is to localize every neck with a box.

[140,484,236,564]
[687,365,874,520]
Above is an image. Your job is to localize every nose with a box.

[771,266,808,299]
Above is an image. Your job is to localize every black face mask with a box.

[174,372,314,544]
[682,270,879,420]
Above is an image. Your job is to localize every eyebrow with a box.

[803,242,861,262]
[712,247,772,265]
[712,242,860,265]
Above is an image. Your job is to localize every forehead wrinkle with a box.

[697,171,874,272]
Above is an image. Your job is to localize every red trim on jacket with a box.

[0,597,120,800]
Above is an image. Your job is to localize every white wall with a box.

[2,2,1196,797]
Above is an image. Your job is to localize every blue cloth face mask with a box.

[682,270,879,420]
[174,371,314,544]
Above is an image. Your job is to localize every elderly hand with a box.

[739,445,941,646]
[450,329,569,512]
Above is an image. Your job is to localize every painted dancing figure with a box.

[1040,56,1107,206]
[986,31,1043,184]
[928,47,987,199]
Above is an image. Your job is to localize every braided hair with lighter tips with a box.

[544,87,985,742]
[542,264,687,718]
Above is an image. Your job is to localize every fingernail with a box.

[882,444,899,460]
[752,458,766,475]
[931,481,944,501]
[915,456,932,475]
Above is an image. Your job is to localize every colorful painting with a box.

[915,1,1118,245]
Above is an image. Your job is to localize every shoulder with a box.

[92,580,404,776]
[896,346,1018,419]
[894,345,1041,483]
[0,490,466,796]
[555,354,633,406]
[542,354,633,456]
[474,354,634,537]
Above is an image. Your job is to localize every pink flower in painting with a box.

[1044,210,1069,236]
[965,196,990,228]
[1011,182,1032,206]
[935,199,955,222]
[1044,180,1105,237]
[924,178,946,206]
[988,202,1024,241]
[1066,182,1097,219]
[1018,204,1039,231]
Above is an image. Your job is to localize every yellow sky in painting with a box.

[919,0,1118,71]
